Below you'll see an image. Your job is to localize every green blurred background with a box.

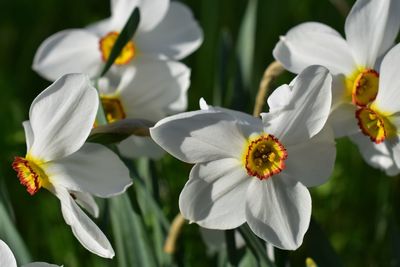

[0,0,399,266]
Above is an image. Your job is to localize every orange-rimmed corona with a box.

[243,134,288,180]
[350,69,379,106]
[356,107,396,144]
[99,32,136,65]
[100,95,126,123]
[12,156,48,195]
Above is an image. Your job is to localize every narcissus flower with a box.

[32,0,203,81]
[150,66,336,249]
[273,0,400,138]
[97,57,190,158]
[12,74,132,258]
[349,44,400,175]
[0,239,60,267]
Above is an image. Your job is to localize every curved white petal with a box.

[33,30,101,81]
[110,0,168,32]
[23,121,34,152]
[179,158,250,229]
[245,176,311,250]
[273,22,355,75]
[328,103,359,138]
[262,65,332,145]
[85,18,113,37]
[349,133,399,176]
[29,74,98,161]
[22,263,60,267]
[118,136,165,159]
[70,191,99,218]
[0,240,17,267]
[284,127,336,187]
[375,44,400,113]
[116,58,190,121]
[345,0,400,68]
[150,109,261,163]
[136,2,203,60]
[51,185,115,258]
[47,143,132,198]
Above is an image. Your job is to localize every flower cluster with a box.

[4,0,400,265]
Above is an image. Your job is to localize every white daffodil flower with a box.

[0,239,61,267]
[273,0,400,138]
[348,44,400,175]
[12,74,132,258]
[32,0,203,81]
[97,57,190,159]
[150,66,336,250]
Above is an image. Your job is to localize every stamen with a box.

[243,134,287,180]
[100,95,126,123]
[99,32,135,65]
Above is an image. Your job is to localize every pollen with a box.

[99,32,135,65]
[101,95,126,123]
[243,134,287,180]
[350,69,379,106]
[356,107,396,144]
[12,157,48,195]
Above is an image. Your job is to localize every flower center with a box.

[99,32,135,65]
[355,107,396,144]
[347,69,379,106]
[243,134,287,180]
[101,95,126,123]
[12,157,48,195]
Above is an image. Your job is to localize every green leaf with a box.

[110,193,158,267]
[88,118,153,145]
[100,8,140,77]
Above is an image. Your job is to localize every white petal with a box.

[29,74,98,161]
[150,109,261,163]
[262,65,332,145]
[47,143,132,198]
[51,185,115,258]
[349,133,399,176]
[375,44,400,113]
[85,18,113,37]
[135,2,203,60]
[118,136,165,159]
[179,158,250,229]
[273,22,355,75]
[328,103,359,137]
[245,176,311,250]
[33,30,101,81]
[23,121,34,152]
[70,191,99,218]
[110,0,168,32]
[284,126,336,187]
[22,263,60,267]
[345,0,400,68]
[0,240,17,267]
[117,58,190,121]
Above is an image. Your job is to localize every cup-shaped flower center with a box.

[356,107,396,144]
[350,69,379,106]
[243,134,287,180]
[99,32,136,65]
[12,156,48,195]
[101,95,126,123]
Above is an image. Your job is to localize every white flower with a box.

[12,74,132,258]
[0,239,61,267]
[32,0,203,81]
[97,57,190,159]
[273,0,400,138]
[150,66,336,250]
[0,239,59,267]
[348,43,400,175]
